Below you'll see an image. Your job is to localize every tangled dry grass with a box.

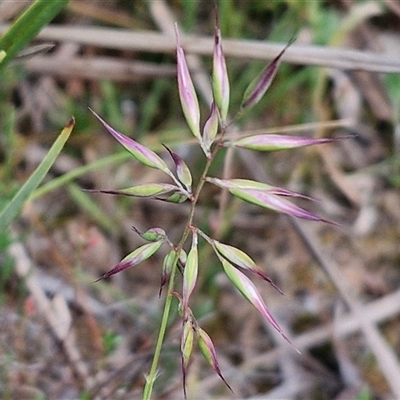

[1,1,400,399]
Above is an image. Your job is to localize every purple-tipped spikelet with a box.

[163,145,193,194]
[181,316,194,398]
[95,241,163,281]
[89,108,172,175]
[182,231,198,310]
[206,177,337,225]
[228,133,347,151]
[241,37,295,109]
[206,177,314,200]
[230,187,338,225]
[212,25,230,124]
[202,101,219,157]
[85,183,178,198]
[197,327,233,392]
[175,24,201,141]
[219,257,297,350]
[212,240,283,295]
[159,249,176,297]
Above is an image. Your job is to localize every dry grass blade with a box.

[8,237,94,391]
[290,218,400,397]
[1,23,400,73]
[0,0,30,22]
[23,55,176,82]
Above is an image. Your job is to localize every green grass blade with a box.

[30,152,130,201]
[0,118,75,231]
[0,0,69,70]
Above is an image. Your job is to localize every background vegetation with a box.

[1,1,400,399]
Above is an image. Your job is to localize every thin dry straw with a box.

[1,23,400,73]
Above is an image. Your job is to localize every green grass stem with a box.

[0,118,74,231]
[0,0,69,71]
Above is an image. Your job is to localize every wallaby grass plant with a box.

[88,16,348,399]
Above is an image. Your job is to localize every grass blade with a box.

[0,118,74,231]
[0,0,69,70]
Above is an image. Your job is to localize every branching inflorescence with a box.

[90,18,345,400]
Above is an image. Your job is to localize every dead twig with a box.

[24,55,176,82]
[2,24,400,73]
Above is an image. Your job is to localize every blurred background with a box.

[1,1,400,399]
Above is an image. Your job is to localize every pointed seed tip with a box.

[339,134,357,140]
[321,218,342,227]
[221,376,234,393]
[88,107,102,121]
[131,226,140,235]
[174,23,180,42]
[274,285,284,296]
[66,117,75,128]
